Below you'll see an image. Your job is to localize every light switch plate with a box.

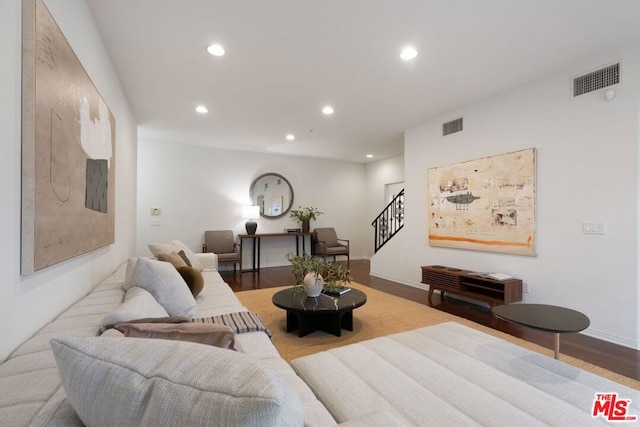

[583,222,606,235]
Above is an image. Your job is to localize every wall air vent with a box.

[443,117,463,136]
[573,62,620,97]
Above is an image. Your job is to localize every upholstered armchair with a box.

[313,227,349,268]
[203,230,242,273]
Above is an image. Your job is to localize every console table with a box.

[421,265,522,307]
[239,232,316,272]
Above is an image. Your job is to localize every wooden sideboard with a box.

[421,265,522,307]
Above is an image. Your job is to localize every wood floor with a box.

[222,260,639,380]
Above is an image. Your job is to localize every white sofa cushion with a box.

[100,286,169,332]
[50,336,305,427]
[126,257,197,318]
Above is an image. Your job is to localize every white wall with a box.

[137,140,368,268]
[373,42,640,349]
[0,0,137,361]
[365,154,404,258]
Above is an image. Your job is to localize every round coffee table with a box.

[492,303,590,359]
[272,288,367,337]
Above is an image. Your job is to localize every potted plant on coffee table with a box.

[323,261,351,293]
[289,206,323,233]
[286,252,351,297]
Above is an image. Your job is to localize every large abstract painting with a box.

[428,148,536,256]
[21,0,116,274]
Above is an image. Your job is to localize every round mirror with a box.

[250,173,294,219]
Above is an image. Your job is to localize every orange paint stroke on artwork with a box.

[429,235,533,247]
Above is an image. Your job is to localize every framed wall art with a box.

[21,0,116,274]
[428,148,536,256]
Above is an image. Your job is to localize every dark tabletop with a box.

[492,303,590,333]
[272,287,367,313]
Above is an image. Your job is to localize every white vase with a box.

[303,272,324,297]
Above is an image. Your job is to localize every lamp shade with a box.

[242,205,260,219]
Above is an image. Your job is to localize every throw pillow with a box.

[176,266,204,297]
[171,239,204,271]
[50,337,305,427]
[176,249,192,267]
[148,240,202,270]
[100,287,169,332]
[147,242,179,258]
[127,257,197,318]
[124,257,138,289]
[118,316,191,324]
[157,251,188,269]
[114,322,242,351]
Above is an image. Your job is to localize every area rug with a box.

[237,283,640,390]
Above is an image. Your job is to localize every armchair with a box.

[313,227,349,269]
[203,230,242,273]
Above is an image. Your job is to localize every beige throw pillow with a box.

[157,251,188,268]
[147,242,179,258]
[50,337,305,427]
[171,239,204,271]
[147,240,203,271]
[114,322,242,351]
[127,257,197,318]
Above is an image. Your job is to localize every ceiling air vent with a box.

[443,117,463,136]
[573,62,620,97]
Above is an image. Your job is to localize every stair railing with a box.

[371,189,404,253]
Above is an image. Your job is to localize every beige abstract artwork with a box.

[22,0,115,274]
[428,148,536,256]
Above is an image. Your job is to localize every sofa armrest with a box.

[195,252,218,271]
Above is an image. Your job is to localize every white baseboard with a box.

[369,270,427,290]
[371,269,639,350]
[580,328,639,350]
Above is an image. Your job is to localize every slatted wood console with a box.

[421,265,522,307]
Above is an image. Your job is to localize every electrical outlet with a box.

[150,207,161,216]
[522,283,530,293]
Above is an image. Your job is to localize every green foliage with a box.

[289,206,323,223]
[286,252,351,292]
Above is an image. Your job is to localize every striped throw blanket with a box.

[193,311,271,338]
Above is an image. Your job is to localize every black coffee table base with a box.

[286,309,354,337]
[272,288,367,338]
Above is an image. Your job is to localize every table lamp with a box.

[242,205,260,235]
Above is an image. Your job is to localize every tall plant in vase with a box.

[287,252,351,297]
[289,206,323,233]
[287,253,325,297]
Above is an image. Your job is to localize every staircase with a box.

[371,189,404,253]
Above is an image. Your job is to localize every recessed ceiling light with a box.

[366,154,374,158]
[195,105,208,114]
[322,106,334,115]
[400,46,418,60]
[286,134,295,141]
[206,43,226,57]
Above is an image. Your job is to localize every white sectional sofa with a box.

[0,253,335,426]
[1,250,638,426]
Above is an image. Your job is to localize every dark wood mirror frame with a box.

[250,173,294,219]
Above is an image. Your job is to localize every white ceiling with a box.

[86,0,640,163]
